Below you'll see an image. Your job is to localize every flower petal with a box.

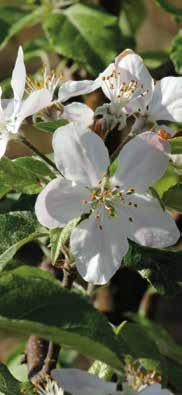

[141,384,173,395]
[58,79,100,102]
[116,132,170,192]
[122,193,180,248]
[52,369,118,395]
[53,123,110,187]
[150,77,182,122]
[16,88,52,129]
[116,49,154,103]
[35,178,90,229]
[70,209,129,285]
[11,46,26,102]
[0,134,9,158]
[62,102,94,126]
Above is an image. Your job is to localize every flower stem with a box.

[21,136,63,176]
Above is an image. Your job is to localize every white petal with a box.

[17,89,52,128]
[0,134,9,158]
[122,193,180,248]
[62,102,94,126]
[58,79,100,102]
[150,77,182,122]
[53,123,110,187]
[100,63,116,100]
[70,209,129,285]
[35,178,90,229]
[115,49,154,103]
[116,132,170,192]
[11,46,26,102]
[52,369,117,395]
[141,384,173,395]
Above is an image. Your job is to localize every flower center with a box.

[26,69,63,95]
[102,69,149,106]
[82,182,138,227]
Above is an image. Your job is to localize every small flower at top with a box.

[0,46,52,158]
[35,123,179,285]
[27,67,94,128]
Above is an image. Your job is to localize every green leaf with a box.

[117,322,166,379]
[120,0,145,36]
[34,119,67,133]
[0,211,46,269]
[123,241,182,295]
[154,163,179,197]
[0,156,53,195]
[0,266,121,370]
[43,4,123,76]
[50,217,81,265]
[131,315,182,366]
[163,183,182,212]
[0,363,22,395]
[155,0,182,16]
[14,156,54,180]
[0,6,27,46]
[170,136,182,154]
[0,6,44,50]
[170,30,182,74]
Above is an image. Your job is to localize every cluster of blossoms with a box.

[37,368,173,395]
[1,46,181,285]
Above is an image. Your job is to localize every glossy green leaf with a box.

[154,164,179,197]
[34,119,67,133]
[120,0,145,36]
[43,4,123,76]
[0,6,44,50]
[0,266,121,370]
[50,217,81,265]
[170,30,182,74]
[0,211,46,269]
[131,315,182,366]
[163,183,182,212]
[116,322,166,379]
[170,136,182,154]
[0,363,22,395]
[0,156,53,195]
[124,241,182,295]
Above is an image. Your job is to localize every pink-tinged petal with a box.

[35,178,90,229]
[53,123,110,187]
[62,102,94,126]
[70,209,129,285]
[122,193,180,248]
[11,46,26,102]
[0,134,9,158]
[156,124,176,138]
[115,49,154,103]
[150,77,182,122]
[116,132,170,192]
[52,369,118,395]
[17,89,52,127]
[58,79,100,102]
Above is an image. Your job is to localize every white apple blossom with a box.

[58,49,153,132]
[51,369,173,395]
[122,383,173,395]
[35,123,179,284]
[37,378,64,395]
[27,68,94,127]
[0,46,52,158]
[58,49,182,135]
[51,368,122,395]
